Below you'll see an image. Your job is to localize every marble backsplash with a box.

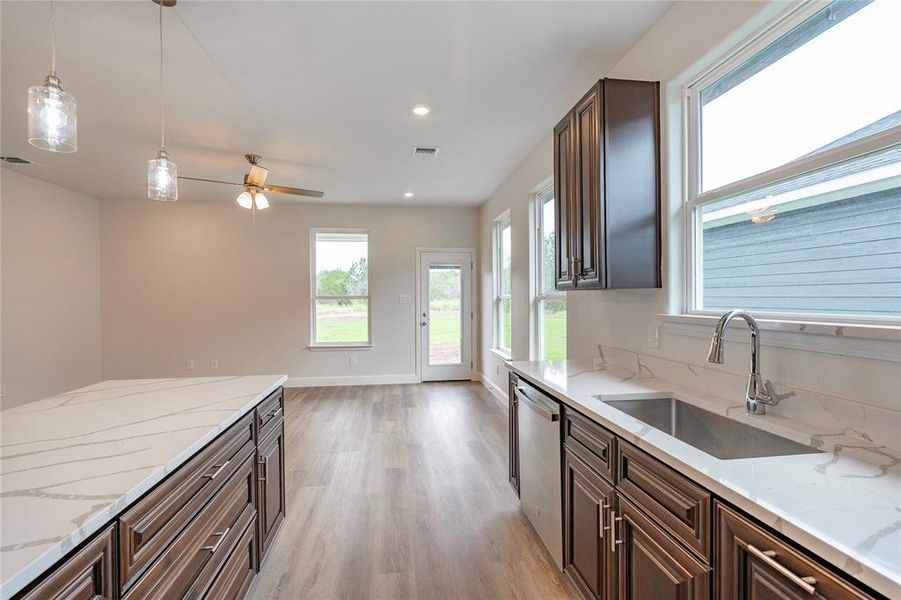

[593,344,901,451]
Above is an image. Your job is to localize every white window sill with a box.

[308,344,373,352]
[489,347,513,361]
[658,313,901,362]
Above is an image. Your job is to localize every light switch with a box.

[210,359,219,371]
[185,360,195,371]
[398,294,411,304]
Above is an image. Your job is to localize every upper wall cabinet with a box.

[554,78,661,290]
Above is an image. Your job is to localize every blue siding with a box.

[702,189,901,316]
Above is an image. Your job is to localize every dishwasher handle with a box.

[515,386,560,422]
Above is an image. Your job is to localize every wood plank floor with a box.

[249,382,575,599]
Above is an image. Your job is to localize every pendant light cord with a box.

[159,0,165,150]
[49,0,56,75]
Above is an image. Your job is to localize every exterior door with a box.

[419,251,473,381]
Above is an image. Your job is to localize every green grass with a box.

[542,312,566,360]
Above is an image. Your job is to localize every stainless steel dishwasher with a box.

[513,374,562,569]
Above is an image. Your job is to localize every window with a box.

[494,212,512,354]
[311,230,370,346]
[534,185,567,360]
[686,0,901,322]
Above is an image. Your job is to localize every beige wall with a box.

[100,199,479,384]
[1,170,102,407]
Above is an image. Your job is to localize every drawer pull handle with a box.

[265,408,280,419]
[201,527,231,554]
[259,456,268,482]
[609,510,623,553]
[747,544,817,594]
[203,459,230,480]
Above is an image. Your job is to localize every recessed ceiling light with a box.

[404,192,415,198]
[412,105,430,116]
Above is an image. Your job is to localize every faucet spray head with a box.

[707,333,724,364]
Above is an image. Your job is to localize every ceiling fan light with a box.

[27,75,77,153]
[254,192,269,210]
[147,149,177,201]
[237,190,253,209]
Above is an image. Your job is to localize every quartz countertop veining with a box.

[507,359,900,598]
[0,375,287,600]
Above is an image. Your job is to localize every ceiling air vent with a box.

[412,146,440,160]
[0,156,35,165]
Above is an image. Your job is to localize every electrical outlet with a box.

[185,360,194,371]
[349,355,358,367]
[648,325,660,349]
[0,384,6,398]
[210,360,219,371]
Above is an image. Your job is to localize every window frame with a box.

[309,228,372,348]
[531,182,566,360]
[493,210,512,357]
[682,0,901,326]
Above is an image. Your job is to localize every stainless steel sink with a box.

[598,396,822,460]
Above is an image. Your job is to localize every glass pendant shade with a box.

[237,190,253,209]
[254,192,269,210]
[27,75,77,153]
[147,149,177,201]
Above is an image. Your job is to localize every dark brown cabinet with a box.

[256,419,286,565]
[508,374,520,496]
[614,494,711,600]
[714,502,877,600]
[554,78,661,291]
[564,448,615,600]
[18,525,116,600]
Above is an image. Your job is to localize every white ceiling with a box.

[1,1,669,207]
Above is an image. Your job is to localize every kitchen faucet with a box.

[706,310,777,415]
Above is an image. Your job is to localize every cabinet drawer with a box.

[119,412,255,593]
[17,525,116,600]
[204,517,256,600]
[616,441,711,560]
[563,409,615,482]
[124,454,257,599]
[714,502,877,599]
[255,388,283,441]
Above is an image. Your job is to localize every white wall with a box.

[100,199,479,385]
[477,0,901,447]
[1,171,102,407]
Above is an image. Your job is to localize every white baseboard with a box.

[285,373,420,388]
[479,372,508,407]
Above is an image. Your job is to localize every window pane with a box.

[500,297,512,351]
[699,148,901,317]
[700,1,901,191]
[428,265,462,366]
[315,232,368,296]
[540,298,567,360]
[540,191,556,293]
[315,299,369,343]
[500,218,512,295]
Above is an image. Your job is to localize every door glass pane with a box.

[700,1,901,191]
[315,299,368,343]
[428,265,462,365]
[540,298,567,360]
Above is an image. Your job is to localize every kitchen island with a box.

[0,375,287,599]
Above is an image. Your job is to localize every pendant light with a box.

[27,0,77,153]
[147,0,177,201]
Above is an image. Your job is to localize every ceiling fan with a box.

[179,154,324,211]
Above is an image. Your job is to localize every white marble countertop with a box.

[507,360,900,598]
[0,375,287,600]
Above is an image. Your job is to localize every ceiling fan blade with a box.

[178,176,243,187]
[246,164,269,187]
[263,184,324,198]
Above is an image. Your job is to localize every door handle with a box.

[420,321,428,327]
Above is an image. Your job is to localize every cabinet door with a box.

[573,82,604,289]
[603,79,661,289]
[614,494,710,600]
[508,374,520,496]
[564,448,615,600]
[554,110,578,290]
[715,502,875,600]
[18,525,115,600]
[257,420,286,566]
